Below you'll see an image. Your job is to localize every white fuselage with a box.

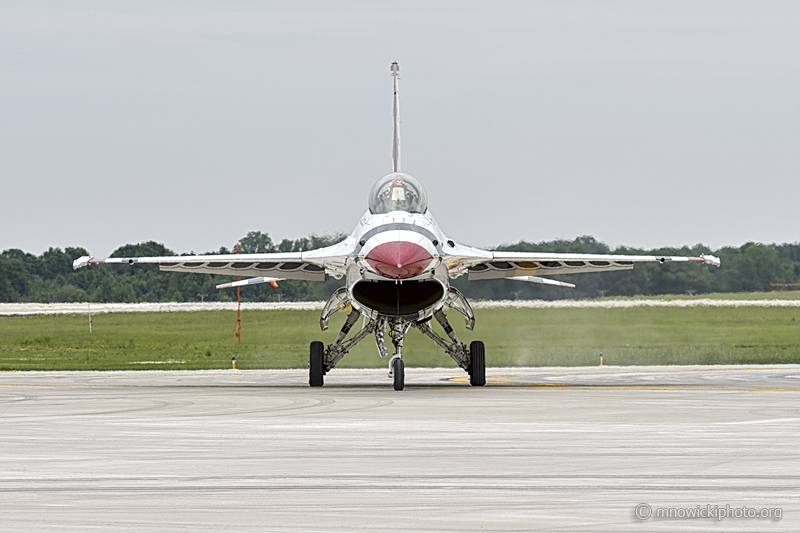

[344,210,452,321]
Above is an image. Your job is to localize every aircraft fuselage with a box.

[348,209,452,322]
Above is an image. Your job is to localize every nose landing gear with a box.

[386,321,410,390]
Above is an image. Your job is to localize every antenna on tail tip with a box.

[391,62,401,172]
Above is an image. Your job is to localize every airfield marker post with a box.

[599,352,603,366]
[233,242,242,345]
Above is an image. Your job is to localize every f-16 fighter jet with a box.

[74,62,720,390]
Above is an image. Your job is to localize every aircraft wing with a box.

[443,244,720,281]
[72,239,354,281]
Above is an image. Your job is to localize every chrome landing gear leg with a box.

[318,308,376,380]
[374,318,389,359]
[412,309,476,373]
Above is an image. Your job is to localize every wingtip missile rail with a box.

[215,277,281,290]
[653,254,720,267]
[511,276,577,288]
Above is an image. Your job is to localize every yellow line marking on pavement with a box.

[486,365,800,379]
[483,381,800,391]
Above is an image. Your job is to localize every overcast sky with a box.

[1,0,798,256]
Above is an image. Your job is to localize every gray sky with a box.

[2,0,798,257]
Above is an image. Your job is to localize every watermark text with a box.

[635,503,782,521]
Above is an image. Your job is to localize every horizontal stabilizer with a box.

[511,276,576,288]
[216,277,281,290]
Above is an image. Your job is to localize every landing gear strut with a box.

[312,287,485,389]
[385,320,411,391]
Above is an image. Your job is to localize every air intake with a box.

[352,280,444,316]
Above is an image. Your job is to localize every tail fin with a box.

[391,61,400,173]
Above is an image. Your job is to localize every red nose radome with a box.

[365,241,433,279]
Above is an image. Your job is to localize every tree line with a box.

[1,232,798,303]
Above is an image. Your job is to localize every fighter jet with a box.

[73,62,720,390]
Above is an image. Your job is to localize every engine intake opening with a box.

[352,280,444,316]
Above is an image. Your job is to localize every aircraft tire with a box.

[309,341,325,387]
[393,358,405,391]
[469,340,486,386]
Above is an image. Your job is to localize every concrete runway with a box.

[1,366,798,532]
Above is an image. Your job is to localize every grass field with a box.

[595,291,800,301]
[1,304,798,371]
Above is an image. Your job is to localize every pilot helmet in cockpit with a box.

[368,172,428,215]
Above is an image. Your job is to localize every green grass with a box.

[1,306,798,371]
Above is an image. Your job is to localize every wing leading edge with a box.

[444,249,720,282]
[72,239,354,281]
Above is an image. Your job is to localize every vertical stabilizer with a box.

[391,61,400,173]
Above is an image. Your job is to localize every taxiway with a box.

[0,366,797,532]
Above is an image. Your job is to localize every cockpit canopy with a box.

[368,173,428,215]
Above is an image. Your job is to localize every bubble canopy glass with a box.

[368,173,428,214]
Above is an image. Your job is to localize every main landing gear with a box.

[309,341,324,387]
[308,319,485,390]
[468,340,486,387]
[309,287,486,390]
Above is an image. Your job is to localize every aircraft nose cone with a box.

[365,241,433,279]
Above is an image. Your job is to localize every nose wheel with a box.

[391,357,405,391]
